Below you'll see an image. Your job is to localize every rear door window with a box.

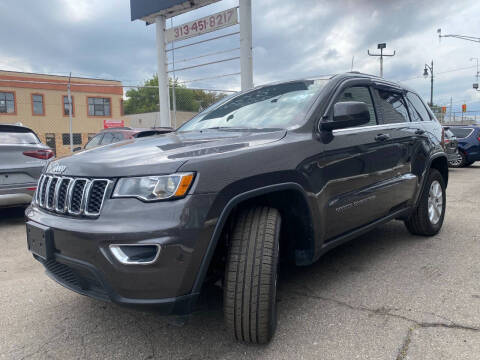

[406,92,431,122]
[110,132,125,143]
[449,128,473,139]
[375,89,410,124]
[334,86,377,126]
[100,132,114,145]
[0,131,39,144]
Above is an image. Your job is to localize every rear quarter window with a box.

[449,128,473,139]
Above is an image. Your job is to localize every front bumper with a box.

[25,193,217,314]
[0,184,35,208]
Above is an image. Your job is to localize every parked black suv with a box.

[26,73,448,344]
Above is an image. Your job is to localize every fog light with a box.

[109,244,160,265]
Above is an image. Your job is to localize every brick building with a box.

[0,70,125,157]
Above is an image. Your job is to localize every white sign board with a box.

[166,7,238,43]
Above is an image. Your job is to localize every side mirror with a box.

[72,147,82,152]
[320,101,370,131]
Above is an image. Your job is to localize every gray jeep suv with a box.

[26,72,448,344]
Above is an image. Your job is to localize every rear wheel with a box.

[224,206,281,344]
[404,169,445,236]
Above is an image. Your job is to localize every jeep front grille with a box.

[36,175,111,217]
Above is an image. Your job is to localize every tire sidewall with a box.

[268,218,281,338]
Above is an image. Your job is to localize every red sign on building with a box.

[103,119,124,129]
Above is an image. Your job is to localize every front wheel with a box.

[404,169,446,236]
[224,206,281,344]
[448,152,465,167]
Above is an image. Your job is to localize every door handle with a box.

[375,133,390,142]
[415,129,425,135]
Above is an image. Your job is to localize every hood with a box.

[47,129,286,177]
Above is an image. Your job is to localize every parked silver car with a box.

[0,124,53,208]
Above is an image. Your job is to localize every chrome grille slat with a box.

[36,175,110,217]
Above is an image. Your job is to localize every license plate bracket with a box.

[26,221,53,260]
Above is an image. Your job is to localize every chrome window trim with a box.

[84,179,111,217]
[332,121,423,134]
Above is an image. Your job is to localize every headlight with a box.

[112,173,195,201]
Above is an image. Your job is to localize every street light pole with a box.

[368,43,396,77]
[437,28,480,43]
[423,61,434,107]
[471,57,479,83]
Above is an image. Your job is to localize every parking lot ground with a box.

[1,165,480,360]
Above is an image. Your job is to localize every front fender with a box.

[191,180,315,293]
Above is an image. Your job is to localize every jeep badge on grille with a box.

[50,165,66,174]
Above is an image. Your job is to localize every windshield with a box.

[178,79,329,131]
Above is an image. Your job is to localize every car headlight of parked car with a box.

[112,173,195,201]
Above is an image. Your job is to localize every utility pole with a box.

[368,43,396,77]
[67,73,73,153]
[471,58,479,82]
[155,15,171,128]
[423,61,434,107]
[239,0,253,90]
[449,97,453,122]
[170,18,177,129]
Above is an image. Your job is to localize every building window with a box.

[45,133,56,155]
[88,97,110,116]
[62,133,82,145]
[63,95,74,116]
[32,94,45,115]
[0,92,15,114]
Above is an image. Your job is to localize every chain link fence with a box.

[432,109,480,125]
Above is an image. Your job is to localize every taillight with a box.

[441,128,445,146]
[23,149,54,160]
[477,136,480,143]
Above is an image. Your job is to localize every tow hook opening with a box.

[109,244,161,265]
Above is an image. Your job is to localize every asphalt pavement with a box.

[1,165,479,359]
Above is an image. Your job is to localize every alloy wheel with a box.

[427,180,443,225]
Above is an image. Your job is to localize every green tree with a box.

[123,75,227,115]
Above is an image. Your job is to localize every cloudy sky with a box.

[1,0,480,112]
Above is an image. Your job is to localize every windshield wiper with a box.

[204,126,251,130]
[202,126,283,132]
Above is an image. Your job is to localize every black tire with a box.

[224,206,281,344]
[404,169,446,236]
[448,151,466,168]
